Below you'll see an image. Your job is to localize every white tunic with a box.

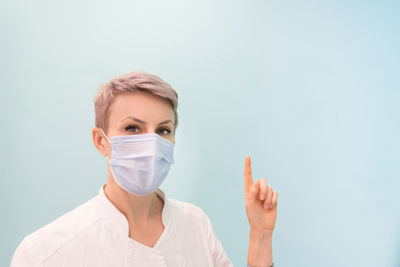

[11,185,233,267]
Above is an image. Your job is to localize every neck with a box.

[103,169,163,227]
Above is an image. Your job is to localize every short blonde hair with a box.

[94,71,178,133]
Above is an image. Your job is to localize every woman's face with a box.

[104,91,175,147]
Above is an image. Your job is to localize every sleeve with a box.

[248,264,274,267]
[204,215,234,267]
[10,238,42,267]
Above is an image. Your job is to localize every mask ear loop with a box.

[100,128,112,162]
[100,128,111,144]
[99,128,122,188]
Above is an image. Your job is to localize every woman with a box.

[11,71,278,267]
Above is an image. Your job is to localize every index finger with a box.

[244,155,253,193]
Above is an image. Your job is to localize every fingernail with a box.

[260,194,265,200]
[269,204,273,209]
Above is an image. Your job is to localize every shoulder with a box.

[167,197,209,220]
[11,195,103,265]
[165,197,215,237]
[164,197,232,264]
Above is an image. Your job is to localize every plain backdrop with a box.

[1,0,399,266]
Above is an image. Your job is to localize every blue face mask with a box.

[100,129,175,196]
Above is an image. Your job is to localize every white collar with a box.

[97,184,170,237]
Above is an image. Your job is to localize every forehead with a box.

[108,91,174,123]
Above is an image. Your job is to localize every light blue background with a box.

[1,0,399,266]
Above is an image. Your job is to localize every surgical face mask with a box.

[100,129,175,196]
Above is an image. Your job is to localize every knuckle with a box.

[249,185,257,193]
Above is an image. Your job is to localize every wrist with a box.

[248,229,273,267]
[249,228,273,240]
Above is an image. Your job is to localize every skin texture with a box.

[92,91,278,265]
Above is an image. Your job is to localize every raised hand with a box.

[244,155,278,233]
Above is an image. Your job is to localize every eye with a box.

[125,125,140,134]
[157,127,171,135]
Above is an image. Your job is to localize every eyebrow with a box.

[122,116,173,126]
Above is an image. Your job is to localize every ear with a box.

[92,127,110,157]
